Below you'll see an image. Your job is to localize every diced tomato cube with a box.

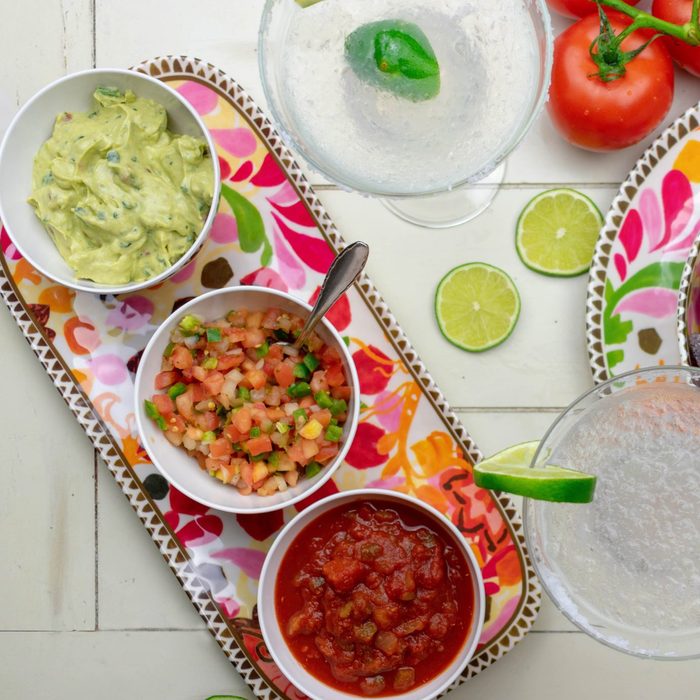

[286,441,310,466]
[171,345,193,370]
[321,346,341,364]
[189,383,206,402]
[316,444,339,463]
[243,329,266,348]
[326,364,346,388]
[209,437,233,459]
[245,435,272,456]
[224,424,244,443]
[245,369,267,390]
[314,409,332,427]
[203,371,225,397]
[175,392,194,421]
[331,385,351,400]
[267,343,283,361]
[152,393,175,417]
[232,408,252,433]
[299,395,315,408]
[205,457,228,472]
[224,327,247,342]
[274,361,295,389]
[196,411,220,431]
[192,365,208,382]
[217,353,245,371]
[154,370,180,390]
[167,415,187,434]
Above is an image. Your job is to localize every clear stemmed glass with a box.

[525,366,700,659]
[259,0,552,228]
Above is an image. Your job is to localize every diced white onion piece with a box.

[255,359,265,370]
[282,345,299,356]
[251,389,265,402]
[225,368,244,383]
[283,402,299,416]
[273,474,288,492]
[221,379,237,401]
[183,436,197,451]
[184,335,199,348]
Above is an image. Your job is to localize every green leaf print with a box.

[220,183,273,267]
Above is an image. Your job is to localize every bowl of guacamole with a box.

[0,69,221,294]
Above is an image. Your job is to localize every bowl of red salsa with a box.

[134,286,360,514]
[258,489,485,700]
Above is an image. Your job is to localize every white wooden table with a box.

[1,2,699,698]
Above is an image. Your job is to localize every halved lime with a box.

[474,441,597,503]
[516,188,603,277]
[435,263,520,352]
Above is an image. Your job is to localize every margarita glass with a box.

[259,0,553,228]
[525,366,700,659]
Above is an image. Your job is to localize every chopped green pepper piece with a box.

[325,424,343,442]
[293,363,311,380]
[144,400,159,420]
[303,353,320,371]
[288,382,311,398]
[167,382,187,399]
[249,426,261,438]
[268,451,281,468]
[275,421,290,434]
[206,327,222,343]
[305,461,323,478]
[179,314,201,335]
[256,341,270,358]
[163,342,175,358]
[237,386,251,401]
[330,399,348,416]
[201,431,216,443]
[202,356,218,370]
[314,391,334,409]
[155,416,167,431]
[251,452,269,462]
[293,408,308,424]
[330,417,339,426]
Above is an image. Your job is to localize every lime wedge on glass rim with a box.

[516,188,603,277]
[294,0,324,6]
[473,441,597,503]
[435,263,520,352]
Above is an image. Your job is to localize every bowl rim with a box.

[677,232,700,366]
[134,285,361,515]
[0,66,221,295]
[257,487,486,700]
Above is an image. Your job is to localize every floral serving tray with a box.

[0,56,539,698]
[677,234,700,366]
[586,102,700,383]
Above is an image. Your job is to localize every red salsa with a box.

[275,500,475,697]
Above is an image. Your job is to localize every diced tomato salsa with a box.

[144,307,351,497]
[276,501,474,696]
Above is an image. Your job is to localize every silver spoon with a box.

[282,241,369,350]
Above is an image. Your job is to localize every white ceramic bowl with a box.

[134,286,360,514]
[0,68,221,295]
[258,489,485,700]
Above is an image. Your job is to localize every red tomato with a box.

[548,11,674,151]
[652,0,700,75]
[547,0,640,18]
[154,370,180,390]
[152,393,175,417]
[171,345,193,370]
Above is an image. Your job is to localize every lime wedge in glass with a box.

[516,188,603,277]
[474,441,597,503]
[294,0,323,6]
[345,20,440,101]
[435,262,520,352]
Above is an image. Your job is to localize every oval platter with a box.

[586,101,700,382]
[0,56,540,699]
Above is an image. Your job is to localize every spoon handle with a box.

[294,241,369,350]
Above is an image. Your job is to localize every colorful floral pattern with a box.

[0,70,535,697]
[589,119,700,380]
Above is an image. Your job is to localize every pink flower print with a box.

[177,81,218,115]
[89,354,128,386]
[1,226,21,260]
[106,296,154,332]
[209,212,238,244]
[211,128,257,158]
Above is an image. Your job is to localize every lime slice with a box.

[516,188,603,277]
[474,441,597,503]
[294,0,323,6]
[435,263,521,352]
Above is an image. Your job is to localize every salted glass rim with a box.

[257,0,554,198]
[524,364,700,660]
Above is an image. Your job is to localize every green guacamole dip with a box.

[28,86,215,285]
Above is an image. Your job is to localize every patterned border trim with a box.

[586,103,700,384]
[0,55,540,699]
[677,235,700,365]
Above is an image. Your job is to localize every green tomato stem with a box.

[598,0,700,45]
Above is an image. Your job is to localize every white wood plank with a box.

[0,306,95,631]
[0,0,93,132]
[96,457,205,631]
[320,187,608,408]
[2,630,700,698]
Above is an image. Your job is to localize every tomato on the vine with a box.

[546,0,640,19]
[652,0,700,76]
[547,11,675,151]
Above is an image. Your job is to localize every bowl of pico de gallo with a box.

[134,285,360,514]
